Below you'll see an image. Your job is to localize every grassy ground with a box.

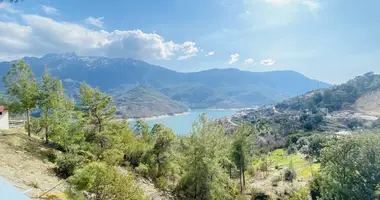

[253,149,320,179]
[249,149,320,198]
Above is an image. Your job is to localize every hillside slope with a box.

[355,90,380,116]
[0,129,171,199]
[0,129,66,199]
[236,72,380,135]
[114,86,189,118]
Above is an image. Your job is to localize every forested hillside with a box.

[114,86,189,118]
[236,72,380,137]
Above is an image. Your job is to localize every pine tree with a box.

[3,60,38,137]
[38,67,68,143]
[177,114,234,199]
[79,83,116,134]
[232,122,254,193]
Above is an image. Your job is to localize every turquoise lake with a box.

[132,109,237,135]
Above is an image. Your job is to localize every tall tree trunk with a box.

[239,164,243,193]
[45,126,49,144]
[229,164,232,179]
[242,163,246,187]
[45,110,49,144]
[26,109,31,137]
[95,114,102,133]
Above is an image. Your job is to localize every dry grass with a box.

[355,91,380,116]
[0,129,67,199]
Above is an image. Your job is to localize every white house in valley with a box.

[0,107,9,130]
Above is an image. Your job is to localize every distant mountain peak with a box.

[42,52,78,60]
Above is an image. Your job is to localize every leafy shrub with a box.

[68,162,147,200]
[135,163,149,178]
[309,173,322,200]
[284,168,296,182]
[289,187,311,200]
[156,176,169,189]
[347,119,363,130]
[42,149,57,163]
[251,189,271,200]
[101,149,124,166]
[56,153,83,178]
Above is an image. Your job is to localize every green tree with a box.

[318,134,380,199]
[38,67,68,143]
[134,119,150,135]
[134,119,153,143]
[3,60,38,137]
[148,124,176,180]
[79,83,116,135]
[50,99,82,150]
[231,122,253,193]
[176,114,234,199]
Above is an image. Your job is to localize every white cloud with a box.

[245,58,254,64]
[0,2,17,13]
[265,0,320,10]
[206,51,215,56]
[0,14,199,61]
[85,17,104,28]
[228,53,240,64]
[260,58,276,66]
[41,5,59,15]
[176,42,199,60]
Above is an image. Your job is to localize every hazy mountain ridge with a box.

[0,53,331,117]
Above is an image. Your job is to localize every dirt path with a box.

[0,129,67,199]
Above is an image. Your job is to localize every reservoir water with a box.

[133,109,237,135]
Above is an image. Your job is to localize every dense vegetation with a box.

[2,61,380,200]
[277,72,380,113]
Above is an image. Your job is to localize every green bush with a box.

[289,187,311,200]
[101,149,124,166]
[68,162,147,200]
[156,176,169,189]
[56,153,83,178]
[284,168,296,182]
[251,189,271,200]
[42,149,57,163]
[135,163,149,178]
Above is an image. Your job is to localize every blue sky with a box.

[1,0,380,84]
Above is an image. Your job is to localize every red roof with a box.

[0,107,6,112]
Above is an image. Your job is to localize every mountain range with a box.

[0,52,331,118]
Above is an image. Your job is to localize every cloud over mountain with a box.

[260,59,276,66]
[0,13,199,61]
[228,53,240,64]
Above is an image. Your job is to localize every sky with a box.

[1,0,380,84]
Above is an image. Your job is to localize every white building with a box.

[0,107,9,130]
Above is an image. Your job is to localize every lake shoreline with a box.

[128,109,240,134]
[126,107,256,121]
[126,110,191,121]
